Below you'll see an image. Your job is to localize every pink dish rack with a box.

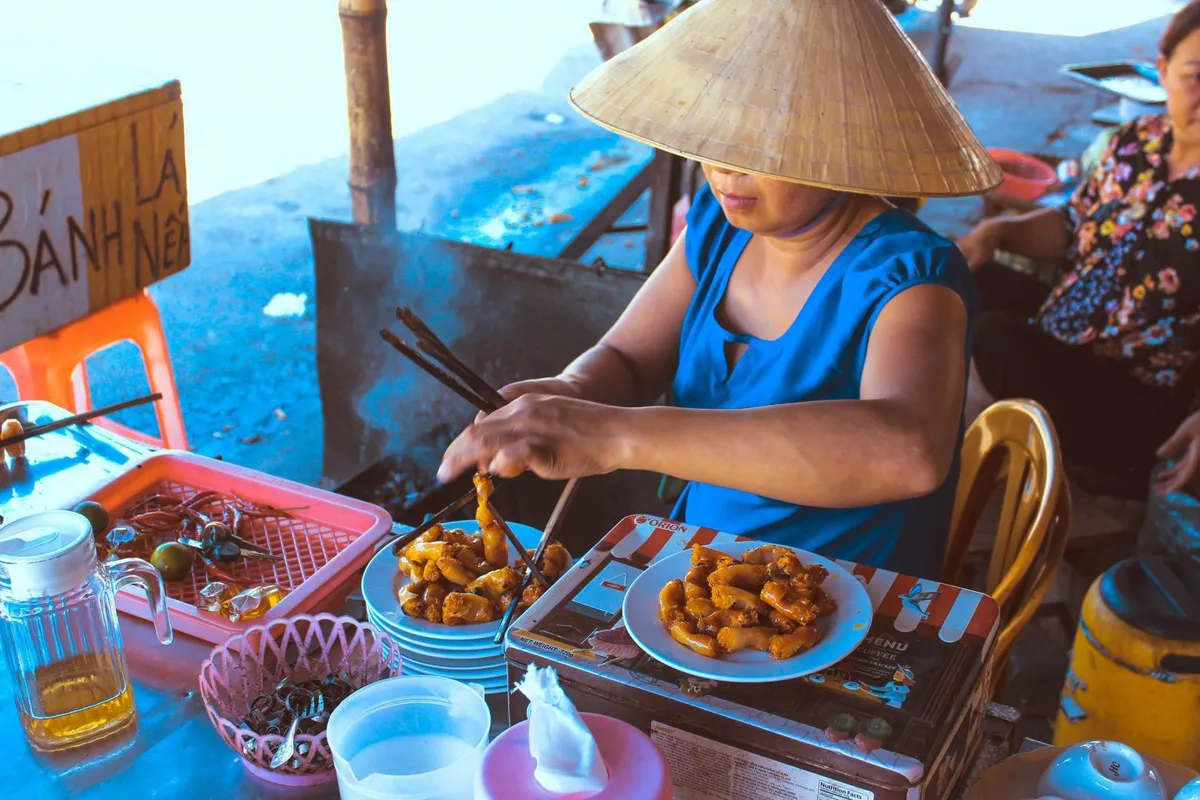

[58,451,394,645]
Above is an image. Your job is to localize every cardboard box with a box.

[0,71,189,352]
[505,515,1000,800]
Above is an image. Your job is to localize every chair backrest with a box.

[943,400,1070,662]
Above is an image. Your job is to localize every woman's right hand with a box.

[475,377,584,421]
[955,219,1004,271]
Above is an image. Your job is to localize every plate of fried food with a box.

[362,519,571,642]
[622,541,873,683]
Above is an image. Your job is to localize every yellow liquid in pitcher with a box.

[18,653,136,751]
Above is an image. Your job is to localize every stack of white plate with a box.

[361,520,542,695]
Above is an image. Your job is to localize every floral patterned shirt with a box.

[1035,115,1200,388]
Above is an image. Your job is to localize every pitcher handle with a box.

[108,558,174,645]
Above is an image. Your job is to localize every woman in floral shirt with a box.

[957,1,1200,494]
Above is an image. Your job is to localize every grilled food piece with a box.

[467,566,520,605]
[768,609,799,633]
[741,544,791,565]
[690,544,725,569]
[668,620,721,658]
[683,597,717,622]
[443,592,497,625]
[768,626,822,660]
[710,584,770,615]
[707,564,770,592]
[422,583,447,624]
[406,541,449,564]
[436,556,474,586]
[717,626,775,653]
[696,609,758,637]
[398,585,425,619]
[684,566,711,587]
[538,542,571,580]
[659,578,687,624]
[761,580,819,626]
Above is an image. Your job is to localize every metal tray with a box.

[1061,61,1166,105]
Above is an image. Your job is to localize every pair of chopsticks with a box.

[492,476,580,644]
[380,307,505,414]
[380,307,562,591]
[0,393,163,452]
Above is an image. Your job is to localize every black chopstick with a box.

[379,329,498,413]
[493,477,580,644]
[0,393,163,452]
[396,307,506,410]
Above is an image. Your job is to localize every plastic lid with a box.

[1100,556,1200,642]
[0,511,96,599]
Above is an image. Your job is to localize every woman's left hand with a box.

[1156,410,1200,495]
[437,395,631,483]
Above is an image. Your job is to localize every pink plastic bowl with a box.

[988,147,1058,201]
[197,613,399,786]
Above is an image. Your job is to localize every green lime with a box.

[151,542,195,582]
[73,501,110,534]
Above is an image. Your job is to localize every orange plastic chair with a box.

[0,289,188,450]
[942,399,1071,697]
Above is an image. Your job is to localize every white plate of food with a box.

[622,541,872,683]
[361,519,571,642]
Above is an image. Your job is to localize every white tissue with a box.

[517,664,609,796]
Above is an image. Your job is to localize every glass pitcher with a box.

[0,510,172,751]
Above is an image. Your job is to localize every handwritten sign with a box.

[0,82,190,352]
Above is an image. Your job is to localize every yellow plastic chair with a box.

[942,399,1071,697]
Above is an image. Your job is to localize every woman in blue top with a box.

[438,0,1002,576]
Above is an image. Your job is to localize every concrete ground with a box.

[1,0,1186,739]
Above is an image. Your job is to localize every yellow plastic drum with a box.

[1054,556,1200,769]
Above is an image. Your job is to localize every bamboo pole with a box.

[339,0,397,227]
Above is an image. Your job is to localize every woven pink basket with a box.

[197,613,399,786]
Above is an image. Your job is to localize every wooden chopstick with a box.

[379,329,498,413]
[396,307,506,410]
[493,477,581,644]
[0,393,163,452]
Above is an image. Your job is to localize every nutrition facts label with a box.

[651,722,874,800]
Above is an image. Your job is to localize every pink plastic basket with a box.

[198,613,398,786]
[59,451,393,644]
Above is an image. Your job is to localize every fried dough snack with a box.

[474,474,509,568]
[659,544,829,660]
[708,564,770,591]
[396,474,571,625]
[769,626,821,660]
[669,620,720,658]
[717,626,775,653]
[711,585,771,615]
[443,592,496,625]
[467,566,520,605]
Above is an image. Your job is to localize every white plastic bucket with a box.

[326,676,491,800]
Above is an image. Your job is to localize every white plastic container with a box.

[326,676,491,800]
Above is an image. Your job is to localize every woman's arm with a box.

[956,208,1071,269]
[439,282,969,509]
[489,231,697,409]
[618,282,968,506]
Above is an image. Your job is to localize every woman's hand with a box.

[474,378,582,422]
[1156,411,1200,495]
[442,395,632,483]
[954,220,1004,271]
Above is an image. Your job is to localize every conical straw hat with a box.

[569,0,1002,197]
